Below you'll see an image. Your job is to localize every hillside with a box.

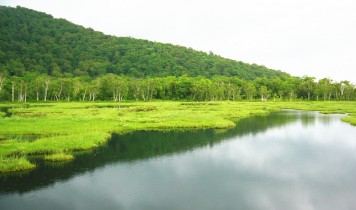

[0,6,289,79]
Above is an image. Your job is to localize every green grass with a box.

[0,101,355,173]
[0,156,35,172]
[44,153,74,162]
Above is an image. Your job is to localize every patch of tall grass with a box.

[0,156,35,173]
[44,153,74,162]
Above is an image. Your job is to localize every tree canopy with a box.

[0,6,289,79]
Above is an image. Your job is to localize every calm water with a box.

[1,110,356,210]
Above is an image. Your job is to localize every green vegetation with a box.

[0,6,287,79]
[0,74,355,102]
[0,6,355,174]
[0,6,354,102]
[0,156,35,172]
[44,153,74,162]
[0,101,355,173]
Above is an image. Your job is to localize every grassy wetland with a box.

[0,101,355,173]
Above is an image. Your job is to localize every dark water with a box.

[0,107,12,117]
[1,110,356,210]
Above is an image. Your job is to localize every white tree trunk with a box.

[44,79,50,102]
[11,82,15,102]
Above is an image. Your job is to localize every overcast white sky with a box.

[1,0,356,82]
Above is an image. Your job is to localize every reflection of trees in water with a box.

[299,111,343,127]
[318,114,337,125]
[0,110,310,194]
[301,112,317,127]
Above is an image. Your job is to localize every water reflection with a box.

[300,111,316,127]
[0,110,296,194]
[1,110,355,210]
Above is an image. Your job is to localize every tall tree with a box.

[300,76,316,100]
[43,77,50,102]
[62,78,74,101]
[339,81,350,100]
[259,86,269,101]
[317,78,333,100]
[88,78,100,101]
[141,78,157,101]
[131,78,142,101]
[242,81,256,101]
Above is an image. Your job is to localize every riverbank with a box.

[0,101,355,173]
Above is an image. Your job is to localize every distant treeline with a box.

[0,74,354,102]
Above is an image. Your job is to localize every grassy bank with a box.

[0,101,355,173]
[279,101,356,125]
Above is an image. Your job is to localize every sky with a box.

[1,0,356,83]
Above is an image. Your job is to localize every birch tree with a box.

[44,77,50,102]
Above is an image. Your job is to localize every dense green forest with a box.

[0,6,287,79]
[0,6,355,102]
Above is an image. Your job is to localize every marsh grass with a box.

[0,156,35,172]
[44,153,74,162]
[0,101,355,173]
[341,114,356,125]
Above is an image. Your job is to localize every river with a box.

[1,110,355,210]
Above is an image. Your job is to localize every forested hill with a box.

[0,6,289,79]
